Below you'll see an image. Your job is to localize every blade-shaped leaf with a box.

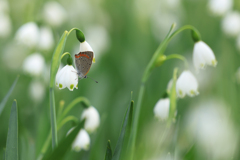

[0,76,19,116]
[183,145,196,160]
[112,100,133,160]
[6,100,18,160]
[42,120,85,160]
[104,140,112,160]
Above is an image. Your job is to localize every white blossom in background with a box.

[80,41,95,63]
[85,25,110,58]
[29,81,45,102]
[193,41,217,70]
[23,53,45,76]
[208,0,233,16]
[0,13,11,37]
[185,100,237,159]
[15,22,40,48]
[43,1,67,27]
[55,65,78,91]
[153,98,170,121]
[38,26,54,51]
[222,12,240,37]
[81,106,100,133]
[2,42,28,70]
[0,0,9,13]
[67,128,90,152]
[176,71,199,98]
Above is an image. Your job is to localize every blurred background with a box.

[0,0,240,159]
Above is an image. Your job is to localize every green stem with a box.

[61,52,71,59]
[37,116,78,160]
[130,24,200,160]
[166,54,189,69]
[58,97,90,123]
[49,88,57,149]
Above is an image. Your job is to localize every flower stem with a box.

[166,54,189,69]
[61,52,71,59]
[58,97,90,123]
[129,24,200,159]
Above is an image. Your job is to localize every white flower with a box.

[185,100,237,159]
[176,71,199,98]
[80,41,95,63]
[81,106,100,133]
[0,13,11,38]
[29,80,45,102]
[67,128,90,152]
[23,53,45,76]
[38,26,54,51]
[208,0,233,16]
[15,22,40,48]
[193,41,217,70]
[55,65,78,91]
[153,98,170,120]
[222,12,240,37]
[43,1,67,27]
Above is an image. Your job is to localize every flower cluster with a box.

[68,106,100,152]
[154,35,217,120]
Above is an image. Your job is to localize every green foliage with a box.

[104,140,112,160]
[168,68,178,124]
[6,100,18,160]
[0,76,19,116]
[112,100,133,160]
[42,120,85,160]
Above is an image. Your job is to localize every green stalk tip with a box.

[76,29,85,43]
[191,30,201,42]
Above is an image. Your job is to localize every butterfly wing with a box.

[75,51,93,78]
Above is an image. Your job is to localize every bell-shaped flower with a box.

[153,98,170,120]
[176,71,199,98]
[15,22,40,48]
[38,26,54,51]
[208,0,233,17]
[193,41,217,70]
[80,41,95,63]
[222,11,240,37]
[81,106,100,133]
[23,53,45,76]
[67,128,90,152]
[43,1,66,27]
[55,65,78,91]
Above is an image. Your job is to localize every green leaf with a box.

[112,100,133,160]
[3,149,5,160]
[168,68,178,125]
[49,31,68,88]
[49,31,68,149]
[6,100,18,160]
[0,76,19,116]
[104,140,112,160]
[42,120,85,160]
[183,145,196,160]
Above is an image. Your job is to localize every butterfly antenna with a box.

[86,76,98,83]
